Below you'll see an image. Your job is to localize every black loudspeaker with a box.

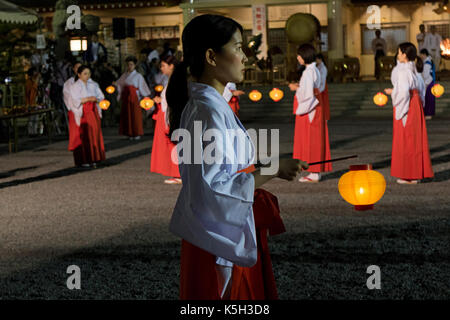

[112,18,135,39]
[113,18,126,40]
[126,18,135,38]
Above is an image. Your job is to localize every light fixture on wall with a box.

[70,37,88,52]
[433,0,449,14]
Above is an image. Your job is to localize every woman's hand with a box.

[153,96,162,104]
[288,83,299,92]
[232,90,245,96]
[276,158,308,181]
[384,88,393,95]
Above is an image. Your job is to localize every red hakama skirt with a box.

[228,96,240,117]
[150,103,180,178]
[391,90,434,180]
[321,83,330,121]
[179,188,284,300]
[68,102,105,166]
[119,85,144,137]
[292,89,332,172]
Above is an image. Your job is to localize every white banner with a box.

[252,4,268,60]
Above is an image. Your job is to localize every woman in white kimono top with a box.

[116,55,151,140]
[165,14,307,300]
[67,65,106,167]
[292,44,332,183]
[384,43,433,184]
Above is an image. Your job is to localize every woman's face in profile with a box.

[214,30,248,84]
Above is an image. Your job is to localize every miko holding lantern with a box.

[384,42,433,184]
[67,65,106,168]
[291,44,332,183]
[116,55,152,140]
[150,54,181,184]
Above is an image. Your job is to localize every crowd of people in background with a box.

[372,24,443,81]
[21,34,176,139]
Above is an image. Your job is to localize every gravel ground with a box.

[0,114,449,299]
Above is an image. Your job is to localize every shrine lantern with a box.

[269,88,284,102]
[140,97,154,110]
[373,92,388,106]
[106,86,115,94]
[338,164,386,211]
[431,84,444,98]
[248,90,262,102]
[99,100,110,110]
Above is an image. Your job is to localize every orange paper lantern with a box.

[155,85,164,93]
[99,99,110,110]
[431,83,444,98]
[338,164,386,211]
[373,92,388,106]
[106,85,115,94]
[140,97,155,110]
[269,88,284,102]
[248,90,262,102]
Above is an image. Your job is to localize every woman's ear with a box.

[205,48,217,67]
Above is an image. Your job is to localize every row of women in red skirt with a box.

[62,55,244,181]
[63,42,433,185]
[292,43,433,184]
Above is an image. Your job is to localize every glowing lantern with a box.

[248,90,262,102]
[373,92,388,106]
[269,88,284,102]
[99,99,110,110]
[155,85,164,93]
[338,164,386,211]
[106,86,115,94]
[431,84,444,98]
[140,97,154,110]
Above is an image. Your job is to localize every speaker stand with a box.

[116,40,122,73]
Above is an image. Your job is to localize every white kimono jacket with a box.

[317,62,327,93]
[63,76,75,112]
[69,78,104,126]
[116,69,151,101]
[390,61,420,126]
[415,70,426,106]
[169,82,257,269]
[422,56,434,87]
[161,86,170,128]
[222,82,236,103]
[295,62,321,122]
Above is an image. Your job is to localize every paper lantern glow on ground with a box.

[373,92,388,106]
[269,88,284,102]
[338,164,386,211]
[248,90,262,102]
[140,97,154,110]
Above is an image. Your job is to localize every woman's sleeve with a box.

[70,83,83,110]
[63,82,72,110]
[138,74,151,98]
[116,73,125,101]
[391,71,411,120]
[422,63,432,86]
[95,83,105,102]
[295,69,319,115]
